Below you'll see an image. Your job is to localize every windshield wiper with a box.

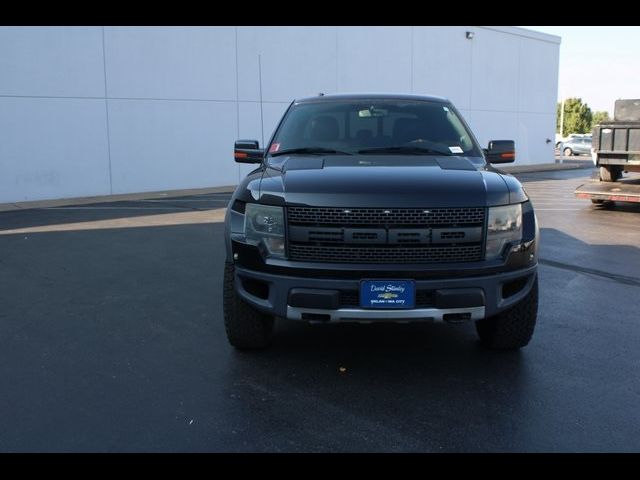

[270,147,353,157]
[357,146,453,156]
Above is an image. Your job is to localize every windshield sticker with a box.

[269,143,281,153]
[449,146,464,153]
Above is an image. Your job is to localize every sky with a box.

[522,26,640,115]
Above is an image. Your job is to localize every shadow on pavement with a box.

[539,227,640,283]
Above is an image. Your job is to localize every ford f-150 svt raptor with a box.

[224,93,539,350]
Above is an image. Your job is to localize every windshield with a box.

[268,99,482,160]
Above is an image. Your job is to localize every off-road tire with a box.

[599,165,622,182]
[223,262,274,349]
[476,277,538,350]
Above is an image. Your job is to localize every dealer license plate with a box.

[360,280,416,309]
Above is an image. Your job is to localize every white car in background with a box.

[555,133,591,149]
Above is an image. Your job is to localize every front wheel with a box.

[476,277,538,350]
[563,147,573,156]
[223,262,274,349]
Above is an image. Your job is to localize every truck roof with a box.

[294,92,450,104]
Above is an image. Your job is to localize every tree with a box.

[591,111,610,129]
[557,98,593,136]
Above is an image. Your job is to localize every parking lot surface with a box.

[1,168,639,452]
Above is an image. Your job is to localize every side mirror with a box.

[485,140,515,164]
[234,139,264,164]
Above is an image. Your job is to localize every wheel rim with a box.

[564,148,571,156]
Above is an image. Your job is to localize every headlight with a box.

[485,204,522,260]
[244,204,286,258]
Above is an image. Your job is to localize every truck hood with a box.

[256,155,515,208]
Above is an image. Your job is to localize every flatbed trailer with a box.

[575,176,640,204]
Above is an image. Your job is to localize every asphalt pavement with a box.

[1,168,639,452]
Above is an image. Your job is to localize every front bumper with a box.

[233,263,537,323]
[286,305,486,323]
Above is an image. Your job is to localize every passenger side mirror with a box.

[234,139,264,164]
[484,140,515,164]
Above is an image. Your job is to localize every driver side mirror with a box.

[234,139,264,164]
[484,140,515,164]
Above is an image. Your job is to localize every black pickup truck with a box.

[224,93,539,350]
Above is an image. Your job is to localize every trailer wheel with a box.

[563,147,573,156]
[591,199,615,208]
[599,165,622,182]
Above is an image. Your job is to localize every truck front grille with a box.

[287,206,485,264]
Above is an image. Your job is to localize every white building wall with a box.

[0,26,560,203]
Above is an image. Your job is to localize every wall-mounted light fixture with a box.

[466,31,474,40]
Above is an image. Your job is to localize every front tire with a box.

[223,262,274,349]
[476,277,538,350]
[563,147,573,156]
